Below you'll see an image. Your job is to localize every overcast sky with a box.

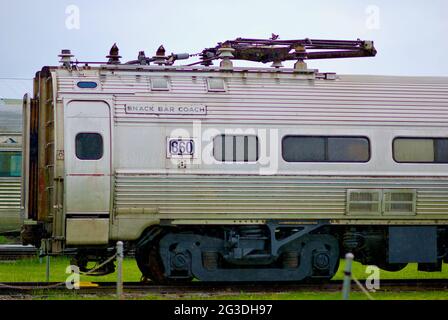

[0,0,447,98]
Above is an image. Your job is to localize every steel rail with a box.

[0,245,38,260]
[1,279,448,296]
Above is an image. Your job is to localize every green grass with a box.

[2,257,448,283]
[0,235,20,244]
[2,257,448,300]
[335,260,448,280]
[0,257,142,282]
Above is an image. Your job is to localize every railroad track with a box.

[1,279,448,297]
[0,245,38,260]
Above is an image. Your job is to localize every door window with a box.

[75,133,103,160]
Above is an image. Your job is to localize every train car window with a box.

[76,81,98,89]
[207,78,226,92]
[282,137,326,162]
[213,135,259,162]
[0,151,21,177]
[151,78,170,91]
[75,133,103,160]
[393,138,448,163]
[435,139,448,162]
[282,136,370,162]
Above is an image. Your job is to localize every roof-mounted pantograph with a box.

[58,35,377,71]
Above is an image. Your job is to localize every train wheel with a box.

[135,242,166,283]
[302,234,340,281]
[136,239,193,284]
[135,245,151,279]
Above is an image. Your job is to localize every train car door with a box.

[64,101,111,245]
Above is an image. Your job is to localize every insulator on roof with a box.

[138,51,147,65]
[106,43,122,64]
[153,45,168,65]
[218,44,235,70]
[156,45,165,57]
[58,49,74,68]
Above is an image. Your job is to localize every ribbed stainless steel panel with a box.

[0,178,21,232]
[56,70,448,126]
[113,76,448,126]
[416,190,448,215]
[114,174,448,218]
[0,178,21,210]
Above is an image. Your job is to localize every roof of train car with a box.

[43,63,448,81]
[42,65,448,128]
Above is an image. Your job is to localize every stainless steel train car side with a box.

[21,57,448,281]
[0,99,22,234]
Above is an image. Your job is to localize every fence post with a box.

[342,253,354,300]
[116,241,124,300]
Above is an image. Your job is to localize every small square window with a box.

[207,78,226,92]
[151,78,170,91]
[75,133,103,160]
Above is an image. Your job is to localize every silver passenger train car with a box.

[0,99,22,234]
[20,38,448,281]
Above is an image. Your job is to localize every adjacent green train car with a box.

[0,99,22,234]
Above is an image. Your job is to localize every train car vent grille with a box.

[383,190,416,215]
[346,190,381,215]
